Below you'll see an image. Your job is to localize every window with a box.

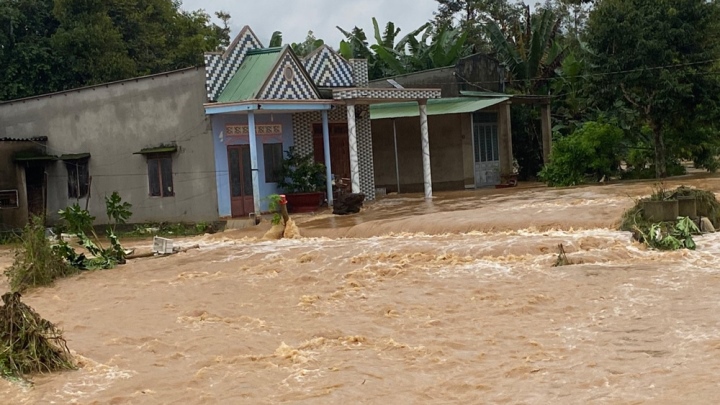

[0,190,18,209]
[66,158,89,198]
[263,143,284,183]
[147,153,174,197]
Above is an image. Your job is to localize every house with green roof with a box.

[203,27,441,218]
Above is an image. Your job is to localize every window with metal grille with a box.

[66,158,89,198]
[0,190,18,209]
[147,153,174,197]
[263,143,284,183]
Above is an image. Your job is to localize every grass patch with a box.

[0,292,75,383]
[4,216,78,293]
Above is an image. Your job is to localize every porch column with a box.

[419,99,432,199]
[498,102,514,177]
[541,103,552,164]
[322,110,333,206]
[247,111,261,216]
[346,102,361,194]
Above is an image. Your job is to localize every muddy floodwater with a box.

[3,177,720,404]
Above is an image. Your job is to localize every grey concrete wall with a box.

[0,68,218,225]
[372,114,468,193]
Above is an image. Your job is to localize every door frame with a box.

[227,144,254,218]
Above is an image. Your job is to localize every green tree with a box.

[487,4,567,94]
[338,18,471,80]
[0,0,66,100]
[585,0,720,177]
[434,0,524,51]
[0,0,231,101]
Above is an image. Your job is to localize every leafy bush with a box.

[5,216,77,292]
[634,217,700,251]
[55,192,133,270]
[539,121,624,186]
[277,147,326,193]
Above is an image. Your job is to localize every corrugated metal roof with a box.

[369,97,509,120]
[217,48,283,103]
[0,136,48,142]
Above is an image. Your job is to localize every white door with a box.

[473,113,501,187]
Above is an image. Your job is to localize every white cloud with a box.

[180,0,438,49]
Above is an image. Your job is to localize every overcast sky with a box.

[180,0,439,49]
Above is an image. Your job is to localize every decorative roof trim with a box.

[332,87,442,101]
[0,136,48,142]
[255,46,321,100]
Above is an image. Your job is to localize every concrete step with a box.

[225,218,257,230]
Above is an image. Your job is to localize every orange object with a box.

[279,194,287,205]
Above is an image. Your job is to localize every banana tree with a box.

[487,5,567,94]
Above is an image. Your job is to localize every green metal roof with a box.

[369,97,509,120]
[217,48,283,103]
[133,145,177,155]
[59,153,90,160]
[460,90,513,98]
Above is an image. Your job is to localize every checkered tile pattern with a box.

[350,59,369,87]
[204,26,263,101]
[355,104,375,200]
[303,46,354,87]
[333,88,441,100]
[291,106,376,200]
[259,52,319,100]
[291,111,316,157]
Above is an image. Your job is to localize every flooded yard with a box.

[2,177,720,404]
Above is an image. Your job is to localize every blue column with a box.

[322,110,333,206]
[248,112,261,215]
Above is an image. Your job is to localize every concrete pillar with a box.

[247,111,261,215]
[321,110,333,206]
[346,102,361,193]
[541,104,552,164]
[419,100,432,199]
[498,102,514,177]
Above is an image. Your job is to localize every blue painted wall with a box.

[211,113,294,217]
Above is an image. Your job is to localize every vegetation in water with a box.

[634,217,700,251]
[267,194,284,226]
[54,191,132,270]
[4,216,77,293]
[0,292,75,384]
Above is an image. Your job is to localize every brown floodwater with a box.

[3,176,720,404]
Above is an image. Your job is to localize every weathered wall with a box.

[369,53,503,95]
[372,114,469,193]
[0,68,218,225]
[0,141,45,230]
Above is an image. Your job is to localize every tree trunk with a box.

[652,122,667,178]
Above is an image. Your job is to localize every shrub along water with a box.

[4,216,77,293]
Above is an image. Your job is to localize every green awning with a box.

[14,155,57,161]
[133,146,177,155]
[59,153,90,160]
[369,97,509,120]
[13,153,57,162]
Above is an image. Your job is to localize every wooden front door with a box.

[312,123,351,180]
[227,145,254,217]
